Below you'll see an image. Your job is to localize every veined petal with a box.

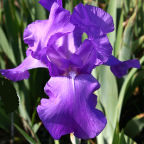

[47,46,82,72]
[48,3,74,34]
[0,55,47,82]
[39,0,62,11]
[104,56,140,78]
[76,36,112,73]
[71,3,114,38]
[93,35,113,65]
[24,20,49,58]
[46,33,82,73]
[76,40,96,73]
[23,2,74,58]
[37,74,106,139]
[73,27,83,48]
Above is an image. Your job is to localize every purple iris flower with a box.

[0,0,140,140]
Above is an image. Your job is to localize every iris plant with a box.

[0,0,140,140]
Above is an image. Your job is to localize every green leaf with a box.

[124,114,144,138]
[0,54,5,69]
[132,35,144,52]
[119,6,137,61]
[0,26,15,65]
[107,0,117,47]
[0,102,10,132]
[119,130,137,144]
[112,126,137,144]
[119,130,127,144]
[93,66,118,144]
[54,140,60,144]
[83,0,98,6]
[35,0,47,20]
[117,0,122,8]
[114,10,124,57]
[14,124,37,144]
[116,56,144,121]
[124,135,137,144]
[112,123,119,144]
[0,77,19,113]
[32,122,41,133]
[3,0,22,65]
[65,0,73,13]
[0,5,2,25]
[16,82,31,124]
[124,70,144,102]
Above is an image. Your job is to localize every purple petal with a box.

[45,33,82,72]
[23,2,74,58]
[0,55,47,82]
[47,62,65,76]
[48,3,74,34]
[71,3,114,38]
[47,45,82,71]
[73,27,83,48]
[104,56,140,78]
[93,35,113,65]
[39,0,62,11]
[76,40,96,73]
[76,35,112,73]
[48,32,77,55]
[23,20,49,56]
[37,74,106,139]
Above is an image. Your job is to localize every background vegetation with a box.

[0,0,144,143]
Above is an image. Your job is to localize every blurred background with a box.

[0,0,144,144]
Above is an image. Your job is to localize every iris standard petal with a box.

[48,32,77,55]
[71,3,114,38]
[76,40,96,73]
[76,36,112,73]
[45,33,82,73]
[47,45,82,72]
[23,2,74,59]
[93,35,113,65]
[46,34,112,74]
[24,20,49,57]
[104,56,140,78]
[73,27,83,48]
[0,54,47,82]
[37,74,106,139]
[39,0,62,11]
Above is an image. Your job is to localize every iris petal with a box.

[104,56,140,78]
[0,54,47,81]
[39,0,62,11]
[76,36,112,73]
[71,3,114,38]
[23,2,74,59]
[46,33,83,72]
[37,74,106,139]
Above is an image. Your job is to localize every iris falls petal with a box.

[0,54,47,81]
[37,74,106,139]
[104,56,140,78]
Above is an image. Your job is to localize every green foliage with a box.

[0,0,143,143]
[14,124,37,144]
[94,66,118,144]
[124,114,144,138]
[0,77,19,113]
[107,0,117,47]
